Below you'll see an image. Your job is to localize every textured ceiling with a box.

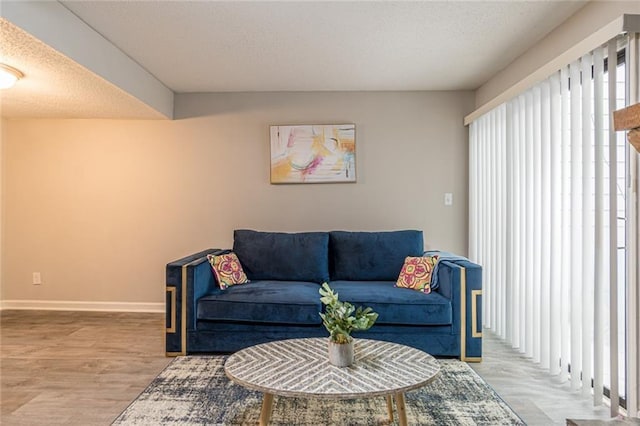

[62,1,586,93]
[0,18,165,119]
[1,1,588,119]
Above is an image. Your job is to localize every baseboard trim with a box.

[0,300,164,313]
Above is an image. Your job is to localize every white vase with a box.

[328,339,354,367]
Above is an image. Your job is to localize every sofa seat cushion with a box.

[234,230,329,283]
[197,280,322,325]
[328,281,451,326]
[329,230,424,281]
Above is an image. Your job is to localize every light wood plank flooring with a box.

[0,310,170,425]
[0,310,620,425]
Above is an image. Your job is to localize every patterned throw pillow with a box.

[395,255,439,294]
[207,252,249,290]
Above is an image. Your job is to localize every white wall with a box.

[1,91,474,307]
[476,1,640,108]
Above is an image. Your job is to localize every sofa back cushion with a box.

[233,230,329,283]
[329,230,424,281]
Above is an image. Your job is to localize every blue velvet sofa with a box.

[165,229,483,361]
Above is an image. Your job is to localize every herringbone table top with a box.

[224,337,440,399]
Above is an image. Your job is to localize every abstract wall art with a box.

[270,124,356,184]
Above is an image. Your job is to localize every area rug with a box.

[112,356,524,425]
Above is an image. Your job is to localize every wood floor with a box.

[0,310,619,425]
[0,310,171,425]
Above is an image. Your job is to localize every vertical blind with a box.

[469,38,629,410]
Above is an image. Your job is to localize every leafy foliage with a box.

[319,282,378,344]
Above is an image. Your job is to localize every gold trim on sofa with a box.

[471,289,483,338]
[166,259,203,356]
[460,267,482,363]
[180,265,188,356]
[166,286,177,333]
[460,267,467,361]
[173,257,207,356]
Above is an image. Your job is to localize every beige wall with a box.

[2,91,474,305]
[476,1,640,108]
[1,118,5,300]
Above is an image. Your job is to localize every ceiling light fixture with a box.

[0,63,24,89]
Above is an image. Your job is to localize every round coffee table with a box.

[224,337,440,425]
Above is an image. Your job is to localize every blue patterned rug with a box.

[112,356,524,425]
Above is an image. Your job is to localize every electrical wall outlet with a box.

[444,193,453,206]
[32,272,42,285]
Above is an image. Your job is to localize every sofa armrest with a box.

[165,248,225,356]
[434,258,483,361]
